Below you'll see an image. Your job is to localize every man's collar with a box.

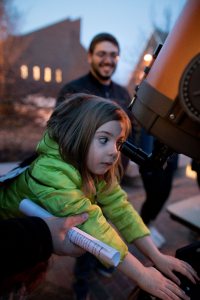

[88,72,113,88]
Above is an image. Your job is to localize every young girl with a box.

[0,93,198,299]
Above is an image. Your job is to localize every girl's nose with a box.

[109,144,118,160]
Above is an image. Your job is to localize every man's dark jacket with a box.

[0,217,52,283]
[57,72,132,116]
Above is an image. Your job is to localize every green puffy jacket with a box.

[0,133,149,261]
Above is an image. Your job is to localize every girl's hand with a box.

[139,266,190,300]
[153,252,199,285]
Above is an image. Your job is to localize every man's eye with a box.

[99,137,108,144]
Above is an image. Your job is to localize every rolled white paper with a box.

[19,199,120,267]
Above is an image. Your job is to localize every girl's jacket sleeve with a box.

[96,181,150,243]
[27,157,129,261]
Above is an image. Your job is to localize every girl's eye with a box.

[99,137,108,144]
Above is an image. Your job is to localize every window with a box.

[44,67,51,82]
[33,66,40,81]
[20,65,28,79]
[55,68,62,83]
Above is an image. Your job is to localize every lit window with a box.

[20,65,28,79]
[44,67,51,82]
[55,69,62,83]
[33,66,40,81]
[138,71,144,80]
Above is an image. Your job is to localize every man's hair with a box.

[47,93,130,195]
[88,33,120,54]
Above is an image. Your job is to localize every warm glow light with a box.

[20,65,28,79]
[44,67,51,82]
[33,66,40,81]
[143,53,153,62]
[185,164,197,179]
[55,69,62,83]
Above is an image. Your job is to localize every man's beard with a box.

[91,62,116,81]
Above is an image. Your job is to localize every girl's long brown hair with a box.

[47,93,131,195]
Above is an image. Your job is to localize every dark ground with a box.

[0,103,52,162]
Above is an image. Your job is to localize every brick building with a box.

[0,18,89,100]
[127,29,168,96]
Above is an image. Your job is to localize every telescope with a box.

[121,0,200,168]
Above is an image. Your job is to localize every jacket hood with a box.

[36,132,61,158]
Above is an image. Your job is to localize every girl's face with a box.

[87,120,126,175]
